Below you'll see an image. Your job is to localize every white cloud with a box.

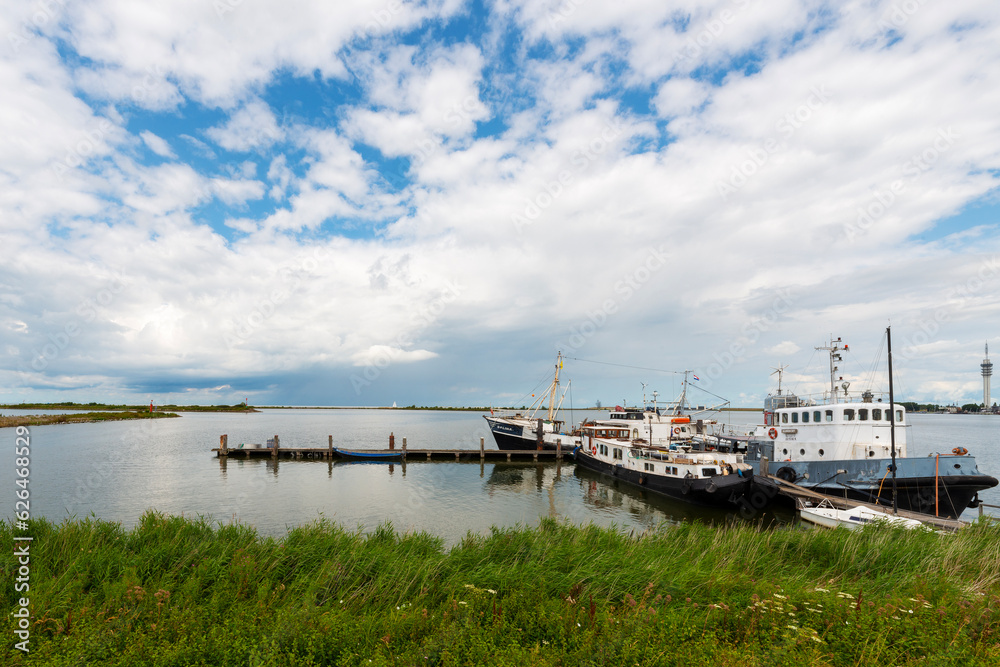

[206,99,284,152]
[139,130,176,158]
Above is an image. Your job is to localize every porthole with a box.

[868,451,875,457]
[800,449,805,456]
[818,449,824,456]
[782,449,788,455]
[954,464,961,469]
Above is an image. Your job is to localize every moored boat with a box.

[744,333,998,519]
[485,353,573,450]
[573,422,779,510]
[331,447,403,461]
[798,499,925,530]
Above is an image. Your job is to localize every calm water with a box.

[4,409,998,545]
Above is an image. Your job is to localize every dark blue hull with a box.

[748,453,997,519]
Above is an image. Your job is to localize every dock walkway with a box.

[212,434,567,462]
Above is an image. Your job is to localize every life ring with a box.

[673,427,680,435]
[952,447,968,456]
[591,444,597,455]
[768,428,778,440]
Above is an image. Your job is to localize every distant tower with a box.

[983,343,993,410]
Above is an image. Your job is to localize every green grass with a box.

[0,403,254,413]
[0,411,179,428]
[4,514,1000,665]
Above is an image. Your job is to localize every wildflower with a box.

[458,601,467,606]
[814,587,830,593]
[837,592,854,599]
[577,622,581,627]
[487,589,496,595]
[788,612,796,617]
[787,625,798,630]
[892,615,901,620]
[464,584,475,589]
[774,594,787,600]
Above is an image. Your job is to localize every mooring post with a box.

[480,436,485,460]
[536,418,543,450]
[220,434,228,457]
[402,437,407,460]
[328,435,333,459]
[556,438,562,460]
[389,432,395,450]
[273,434,280,459]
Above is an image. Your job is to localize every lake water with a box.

[5,409,998,545]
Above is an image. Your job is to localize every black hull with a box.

[573,450,778,510]
[806,475,992,520]
[489,430,540,451]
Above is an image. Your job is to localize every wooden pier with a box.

[768,475,968,532]
[212,434,568,462]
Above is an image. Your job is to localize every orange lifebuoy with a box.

[591,445,597,455]
[673,427,680,435]
[952,446,969,456]
[768,428,778,440]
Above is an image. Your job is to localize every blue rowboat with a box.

[331,447,403,461]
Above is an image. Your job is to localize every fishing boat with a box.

[484,353,573,450]
[797,498,925,530]
[572,422,780,509]
[744,332,998,520]
[330,447,403,461]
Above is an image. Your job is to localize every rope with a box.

[874,466,891,506]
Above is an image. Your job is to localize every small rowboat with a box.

[331,447,403,461]
[798,499,924,530]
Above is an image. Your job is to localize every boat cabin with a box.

[755,401,909,462]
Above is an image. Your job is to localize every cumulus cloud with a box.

[3,1,1000,408]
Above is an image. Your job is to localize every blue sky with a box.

[2,0,1000,408]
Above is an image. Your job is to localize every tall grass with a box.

[3,513,1000,665]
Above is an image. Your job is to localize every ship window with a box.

[802,412,809,423]
[825,410,833,422]
[781,413,788,423]
[800,449,805,455]
[813,411,821,422]
[844,409,855,421]
[859,409,868,421]
[782,449,788,455]
[868,451,875,457]
[702,468,717,477]
[896,410,903,423]
[791,412,799,423]
[872,409,882,420]
[818,449,825,456]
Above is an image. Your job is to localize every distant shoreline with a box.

[0,411,180,428]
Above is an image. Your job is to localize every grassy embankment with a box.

[0,411,179,428]
[0,402,256,413]
[4,515,1000,665]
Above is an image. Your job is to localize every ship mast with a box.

[887,326,898,514]
[815,336,847,403]
[545,352,562,421]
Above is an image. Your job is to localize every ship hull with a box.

[749,454,997,519]
[574,448,779,510]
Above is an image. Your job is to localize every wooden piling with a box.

[328,435,333,460]
[402,437,407,460]
[389,432,395,450]
[273,434,280,459]
[480,437,485,460]
[556,438,561,460]
[220,434,228,457]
